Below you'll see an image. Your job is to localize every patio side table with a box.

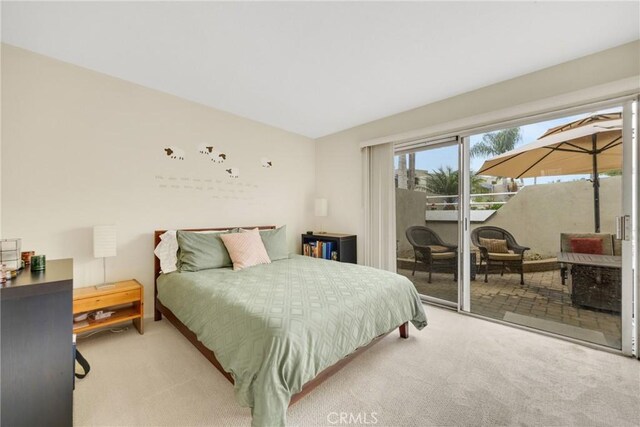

[556,252,621,313]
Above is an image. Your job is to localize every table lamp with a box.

[315,198,328,234]
[93,225,117,290]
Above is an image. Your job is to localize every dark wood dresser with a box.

[1,258,74,427]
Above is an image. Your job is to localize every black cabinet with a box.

[1,258,73,427]
[301,233,357,264]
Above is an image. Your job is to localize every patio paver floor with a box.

[398,266,622,348]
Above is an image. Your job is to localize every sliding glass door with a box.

[459,101,637,353]
[395,138,461,307]
[392,98,637,356]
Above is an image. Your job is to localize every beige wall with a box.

[316,41,640,263]
[419,177,622,258]
[484,177,622,257]
[1,45,316,310]
[395,188,427,257]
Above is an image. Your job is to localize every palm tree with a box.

[471,127,522,191]
[470,127,522,158]
[424,166,458,204]
[424,166,486,208]
[469,171,488,195]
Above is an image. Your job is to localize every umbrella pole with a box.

[592,134,600,233]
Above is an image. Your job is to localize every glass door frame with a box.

[618,97,640,357]
[634,96,639,359]
[459,136,471,313]
[394,136,462,310]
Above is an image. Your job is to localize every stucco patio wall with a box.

[396,188,428,258]
[397,176,622,258]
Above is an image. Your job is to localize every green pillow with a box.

[259,226,288,261]
[177,230,232,271]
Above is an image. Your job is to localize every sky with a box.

[399,106,622,186]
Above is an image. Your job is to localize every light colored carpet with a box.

[74,306,640,426]
[502,312,609,347]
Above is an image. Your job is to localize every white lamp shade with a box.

[314,198,328,217]
[93,225,117,258]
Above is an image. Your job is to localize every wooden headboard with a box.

[153,226,276,318]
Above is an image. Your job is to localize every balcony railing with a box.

[425,191,518,208]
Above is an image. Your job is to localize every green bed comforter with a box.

[157,255,427,426]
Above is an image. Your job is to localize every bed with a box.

[154,226,427,426]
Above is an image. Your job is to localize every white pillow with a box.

[154,231,179,274]
[154,229,229,274]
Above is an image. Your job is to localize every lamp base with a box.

[95,282,116,290]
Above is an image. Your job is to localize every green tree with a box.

[424,166,486,208]
[470,127,522,158]
[471,127,523,191]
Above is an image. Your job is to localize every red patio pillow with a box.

[569,237,603,255]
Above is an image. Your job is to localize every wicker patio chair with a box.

[405,226,457,283]
[471,226,529,285]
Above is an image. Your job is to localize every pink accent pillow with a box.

[570,237,603,255]
[219,228,271,271]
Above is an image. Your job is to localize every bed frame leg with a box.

[399,322,409,339]
[154,307,162,321]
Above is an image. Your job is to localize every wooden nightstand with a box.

[73,279,144,334]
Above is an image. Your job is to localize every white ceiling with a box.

[2,2,638,138]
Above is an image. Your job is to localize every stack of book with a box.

[303,240,335,260]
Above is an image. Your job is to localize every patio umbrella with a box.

[477,113,622,233]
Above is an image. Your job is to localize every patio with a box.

[394,110,626,350]
[398,266,622,348]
